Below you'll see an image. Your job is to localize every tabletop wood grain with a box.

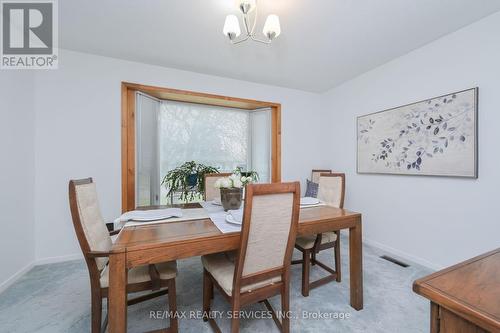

[112,205,361,254]
[413,248,500,332]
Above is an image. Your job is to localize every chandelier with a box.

[222,0,281,45]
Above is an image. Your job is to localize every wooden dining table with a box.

[108,203,363,332]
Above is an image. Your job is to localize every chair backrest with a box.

[204,172,231,201]
[233,182,300,293]
[317,173,345,208]
[311,169,332,184]
[68,178,112,273]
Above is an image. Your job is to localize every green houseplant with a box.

[161,161,219,202]
[233,166,259,182]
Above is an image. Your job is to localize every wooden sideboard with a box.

[413,248,500,333]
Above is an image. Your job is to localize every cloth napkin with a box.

[228,209,243,223]
[114,208,182,223]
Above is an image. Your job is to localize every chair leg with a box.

[301,249,311,297]
[203,269,213,322]
[281,281,290,333]
[168,278,178,333]
[230,299,240,333]
[101,300,109,333]
[334,232,341,282]
[209,278,214,300]
[90,291,102,333]
[311,250,317,266]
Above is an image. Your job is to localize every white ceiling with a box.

[59,0,500,92]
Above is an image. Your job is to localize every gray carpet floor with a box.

[0,235,433,332]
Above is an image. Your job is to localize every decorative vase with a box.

[220,188,243,211]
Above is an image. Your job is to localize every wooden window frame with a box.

[121,82,282,212]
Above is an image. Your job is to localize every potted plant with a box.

[214,174,254,211]
[162,161,219,202]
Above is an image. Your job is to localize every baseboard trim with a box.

[363,236,441,271]
[35,253,82,266]
[0,253,84,295]
[0,262,35,294]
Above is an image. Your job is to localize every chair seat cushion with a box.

[100,261,177,288]
[295,231,338,249]
[201,252,281,295]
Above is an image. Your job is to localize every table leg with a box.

[430,302,439,333]
[349,218,363,310]
[108,251,128,332]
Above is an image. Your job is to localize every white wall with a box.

[0,72,35,289]
[33,49,327,261]
[323,12,500,269]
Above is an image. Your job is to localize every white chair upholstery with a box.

[295,231,338,249]
[204,177,219,201]
[317,176,343,207]
[204,173,231,201]
[100,261,177,288]
[74,182,112,271]
[243,193,294,276]
[202,253,280,295]
[201,191,295,295]
[311,170,331,184]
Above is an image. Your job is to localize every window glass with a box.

[159,100,250,203]
[135,96,271,205]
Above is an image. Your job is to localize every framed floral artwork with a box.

[357,88,478,178]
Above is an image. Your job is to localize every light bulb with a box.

[263,14,281,40]
[238,0,256,14]
[223,15,241,40]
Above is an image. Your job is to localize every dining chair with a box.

[201,182,301,333]
[68,178,178,333]
[293,172,345,297]
[204,172,232,201]
[311,169,332,184]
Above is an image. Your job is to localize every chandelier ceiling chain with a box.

[223,0,281,45]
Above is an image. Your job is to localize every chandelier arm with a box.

[250,4,258,34]
[250,35,271,44]
[231,35,250,44]
[242,13,251,36]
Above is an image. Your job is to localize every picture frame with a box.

[356,88,478,178]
